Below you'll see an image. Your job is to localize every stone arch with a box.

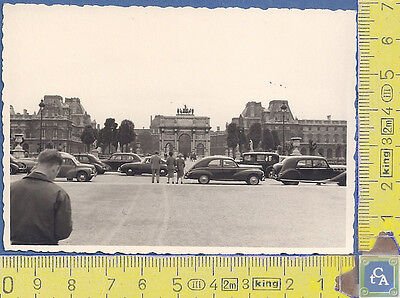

[164,142,174,153]
[178,133,191,158]
[196,143,205,157]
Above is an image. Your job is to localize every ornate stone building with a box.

[10,95,94,154]
[232,100,347,162]
[150,106,211,157]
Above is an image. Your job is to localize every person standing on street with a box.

[150,151,162,183]
[176,153,186,184]
[166,151,176,184]
[10,149,72,245]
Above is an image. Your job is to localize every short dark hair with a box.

[154,151,159,155]
[38,149,63,166]
[169,151,173,156]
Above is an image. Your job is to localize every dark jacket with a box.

[10,172,72,245]
[150,155,162,170]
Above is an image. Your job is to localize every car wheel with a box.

[198,175,210,184]
[126,168,135,176]
[247,175,260,185]
[160,169,167,176]
[76,171,89,182]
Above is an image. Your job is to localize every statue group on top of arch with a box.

[177,104,194,115]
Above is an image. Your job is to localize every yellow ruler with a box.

[0,256,354,297]
[358,0,400,251]
[1,1,398,297]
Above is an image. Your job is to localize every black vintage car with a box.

[10,156,27,175]
[277,156,346,186]
[119,157,168,176]
[58,152,97,182]
[74,153,109,174]
[184,156,265,185]
[238,151,279,177]
[101,153,141,171]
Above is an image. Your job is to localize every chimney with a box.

[23,109,28,115]
[327,115,331,120]
[217,126,220,132]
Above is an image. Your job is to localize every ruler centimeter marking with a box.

[0,256,353,297]
[358,0,400,251]
[0,1,396,297]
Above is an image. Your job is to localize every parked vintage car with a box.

[10,156,27,175]
[18,157,38,173]
[118,157,168,176]
[74,153,110,174]
[238,151,279,177]
[101,153,141,171]
[270,155,288,179]
[58,152,97,182]
[277,155,346,186]
[184,156,265,185]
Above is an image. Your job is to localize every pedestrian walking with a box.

[150,151,162,183]
[166,151,176,184]
[176,153,186,184]
[10,149,72,245]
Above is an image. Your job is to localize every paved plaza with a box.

[10,172,347,248]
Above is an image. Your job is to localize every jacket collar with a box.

[23,171,53,183]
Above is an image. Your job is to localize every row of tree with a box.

[227,122,319,156]
[80,118,136,153]
[226,122,282,156]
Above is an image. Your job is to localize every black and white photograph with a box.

[3,5,356,253]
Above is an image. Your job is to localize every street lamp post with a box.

[281,103,288,155]
[39,99,45,152]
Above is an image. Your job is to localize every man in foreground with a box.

[10,149,72,245]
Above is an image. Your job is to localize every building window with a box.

[326,127,329,131]
[317,127,320,131]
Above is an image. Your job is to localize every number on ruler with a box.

[172,277,182,292]
[68,278,76,291]
[285,278,294,290]
[380,70,394,80]
[33,277,42,290]
[382,36,394,45]
[381,182,393,191]
[317,278,324,290]
[381,107,393,115]
[138,278,147,290]
[381,2,394,10]
[2,276,13,294]
[108,278,116,291]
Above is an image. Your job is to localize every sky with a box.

[3,5,356,129]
